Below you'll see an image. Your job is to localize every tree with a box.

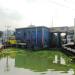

[0,31,3,37]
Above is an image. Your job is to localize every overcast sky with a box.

[0,0,75,30]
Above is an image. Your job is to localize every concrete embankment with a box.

[62,43,75,53]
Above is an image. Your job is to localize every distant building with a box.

[2,30,15,42]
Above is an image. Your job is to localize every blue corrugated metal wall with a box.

[16,27,50,49]
[15,28,25,42]
[43,28,50,48]
[37,27,43,48]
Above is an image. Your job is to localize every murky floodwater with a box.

[0,48,75,75]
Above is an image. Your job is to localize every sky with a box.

[0,0,75,30]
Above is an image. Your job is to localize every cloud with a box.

[0,8,23,21]
[26,0,36,3]
[0,8,24,31]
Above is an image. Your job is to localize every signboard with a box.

[50,27,68,32]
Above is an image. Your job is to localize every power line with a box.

[49,0,75,11]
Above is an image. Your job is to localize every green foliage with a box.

[0,31,3,37]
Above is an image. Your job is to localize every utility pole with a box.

[5,25,11,48]
[51,16,53,27]
[6,55,9,71]
[6,25,11,40]
[74,18,75,45]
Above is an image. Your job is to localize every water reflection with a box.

[0,57,15,75]
[60,56,66,65]
[53,55,66,65]
[15,54,74,75]
[68,69,74,75]
[53,55,58,64]
[0,50,74,75]
[5,56,9,71]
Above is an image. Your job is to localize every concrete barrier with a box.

[62,43,75,53]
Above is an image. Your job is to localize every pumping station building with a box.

[15,26,73,49]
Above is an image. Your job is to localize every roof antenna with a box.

[30,22,32,25]
[51,16,53,27]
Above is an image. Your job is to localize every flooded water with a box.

[53,55,66,65]
[0,48,75,75]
